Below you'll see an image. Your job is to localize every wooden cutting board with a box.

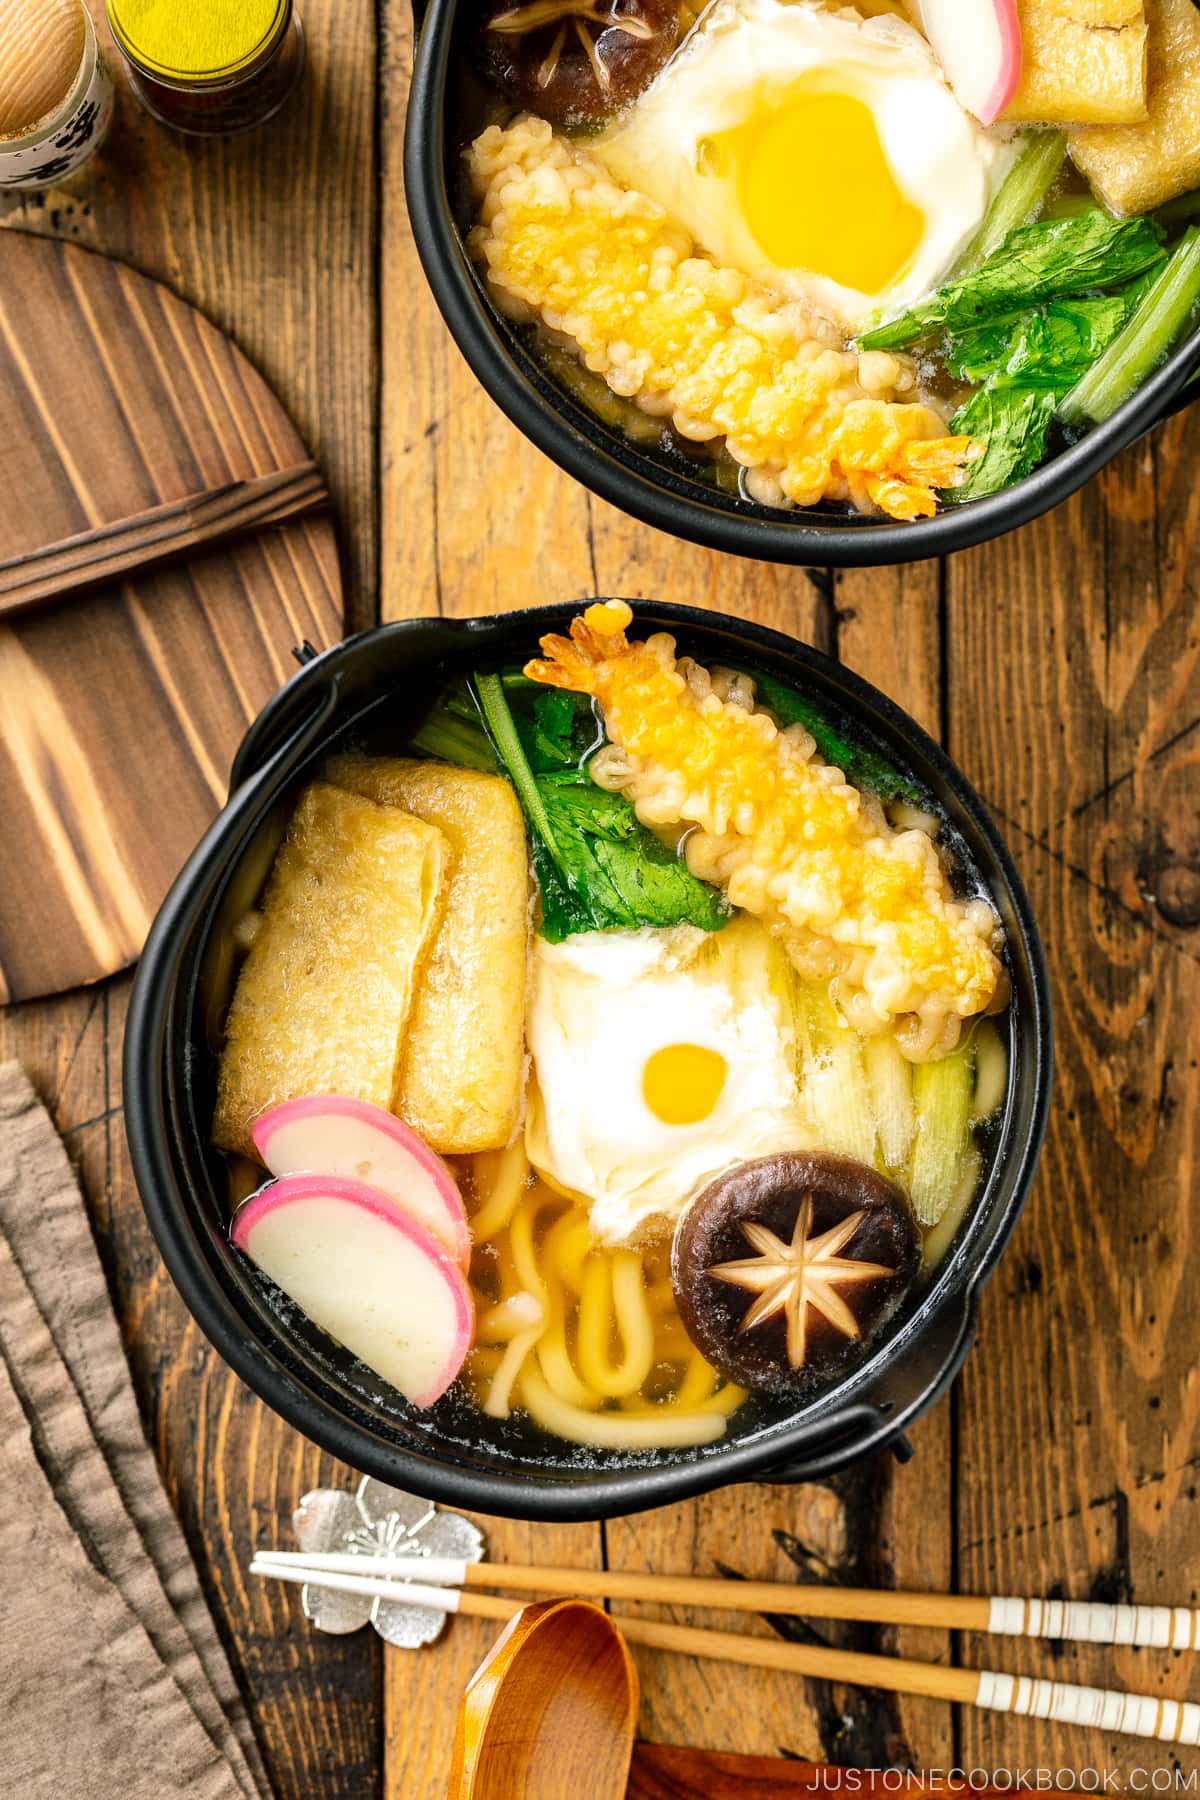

[0,232,343,1003]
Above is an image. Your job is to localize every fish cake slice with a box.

[327,755,530,1154]
[213,781,449,1159]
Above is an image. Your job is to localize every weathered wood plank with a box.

[0,1,377,634]
[946,414,1200,1780]
[838,558,955,1775]
[379,2,958,1773]
[0,4,381,1795]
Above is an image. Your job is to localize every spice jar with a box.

[105,0,304,136]
[0,0,113,190]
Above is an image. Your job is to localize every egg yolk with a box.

[707,75,924,295]
[642,1043,728,1125]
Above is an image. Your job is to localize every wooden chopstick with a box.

[251,1549,1200,1651]
[0,462,327,616]
[250,1560,1200,1748]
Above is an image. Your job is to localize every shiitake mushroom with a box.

[672,1152,920,1395]
[476,0,679,127]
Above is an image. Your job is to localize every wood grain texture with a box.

[947,415,1200,1781]
[379,11,955,1793]
[448,1599,639,1800]
[0,0,377,631]
[0,3,379,1795]
[0,462,327,616]
[628,1747,1034,1797]
[0,0,1195,1791]
[0,231,342,1002]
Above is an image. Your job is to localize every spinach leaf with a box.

[946,293,1130,387]
[859,210,1166,350]
[474,672,728,943]
[1059,226,1200,428]
[745,670,922,804]
[948,385,1060,501]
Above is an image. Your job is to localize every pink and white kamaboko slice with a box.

[252,1095,471,1270]
[231,1174,474,1407]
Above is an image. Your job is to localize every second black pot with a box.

[404,0,1200,568]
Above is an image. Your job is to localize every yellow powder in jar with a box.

[106,0,288,79]
[0,0,85,139]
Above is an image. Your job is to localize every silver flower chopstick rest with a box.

[286,1476,485,1648]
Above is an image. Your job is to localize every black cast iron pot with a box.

[403,0,1200,568]
[124,603,1052,1521]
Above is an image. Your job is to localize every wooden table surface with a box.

[3,5,1199,1796]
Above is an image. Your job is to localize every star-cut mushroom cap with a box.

[477,0,678,125]
[672,1153,921,1395]
[709,1192,900,1373]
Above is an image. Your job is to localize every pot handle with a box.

[755,1298,978,1486]
[755,1401,911,1487]
[229,651,340,792]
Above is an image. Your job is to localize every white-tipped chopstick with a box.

[250,1549,1200,1650]
[250,1557,1200,1748]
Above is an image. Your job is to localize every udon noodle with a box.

[216,604,1013,1449]
[464,1137,746,1449]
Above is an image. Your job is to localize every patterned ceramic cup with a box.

[0,7,113,192]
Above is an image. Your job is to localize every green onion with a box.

[795,983,878,1167]
[907,1044,974,1227]
[408,709,498,772]
[474,671,558,850]
[921,1149,982,1270]
[1058,226,1200,428]
[955,130,1068,275]
[864,1035,916,1172]
[969,1022,1008,1123]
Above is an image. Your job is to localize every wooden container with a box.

[0,0,112,190]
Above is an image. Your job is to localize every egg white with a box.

[525,923,811,1246]
[594,0,1019,333]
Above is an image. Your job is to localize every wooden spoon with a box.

[448,1598,639,1800]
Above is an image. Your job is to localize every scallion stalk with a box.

[1058,226,1200,428]
[955,130,1068,275]
[473,671,558,851]
[408,710,498,772]
[908,1044,974,1227]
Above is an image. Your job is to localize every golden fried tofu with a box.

[327,756,530,1155]
[1003,0,1148,124]
[1070,0,1200,213]
[213,782,449,1159]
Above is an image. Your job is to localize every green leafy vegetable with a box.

[945,293,1131,388]
[953,131,1068,277]
[745,669,923,804]
[858,210,1166,351]
[473,671,728,943]
[409,689,499,772]
[947,385,1059,501]
[1058,226,1200,429]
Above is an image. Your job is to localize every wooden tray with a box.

[0,232,343,1002]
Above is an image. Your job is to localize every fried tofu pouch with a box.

[1069,0,1200,213]
[327,755,530,1154]
[212,782,449,1159]
[1002,0,1149,125]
